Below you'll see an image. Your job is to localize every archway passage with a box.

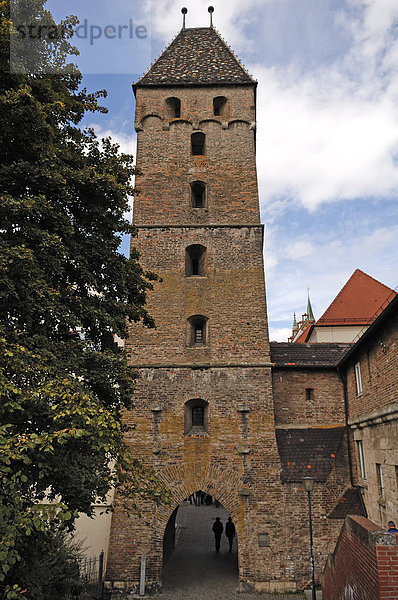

[162,493,238,595]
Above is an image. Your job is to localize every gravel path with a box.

[150,502,305,600]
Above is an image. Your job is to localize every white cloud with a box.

[268,327,292,343]
[88,125,137,157]
[149,0,274,53]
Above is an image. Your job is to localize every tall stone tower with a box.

[107,17,287,594]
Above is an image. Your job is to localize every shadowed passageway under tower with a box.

[162,501,238,595]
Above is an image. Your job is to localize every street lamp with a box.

[303,477,316,600]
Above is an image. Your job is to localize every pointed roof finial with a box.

[208,6,214,27]
[181,7,188,29]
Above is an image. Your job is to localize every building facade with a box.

[338,295,398,528]
[104,21,373,596]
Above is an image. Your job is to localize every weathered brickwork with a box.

[133,86,258,227]
[323,516,398,600]
[106,28,354,596]
[272,368,346,427]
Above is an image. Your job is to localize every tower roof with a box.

[135,27,256,88]
[317,269,396,326]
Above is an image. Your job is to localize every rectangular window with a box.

[355,362,362,396]
[356,440,366,479]
[376,463,384,498]
[305,388,314,401]
[195,326,203,344]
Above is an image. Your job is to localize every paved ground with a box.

[151,501,306,599]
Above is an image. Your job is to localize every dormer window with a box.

[191,132,205,155]
[165,97,181,118]
[188,315,208,346]
[190,181,206,208]
[185,245,206,277]
[213,96,227,117]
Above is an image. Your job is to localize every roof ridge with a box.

[317,269,396,324]
[212,26,257,84]
[134,29,182,87]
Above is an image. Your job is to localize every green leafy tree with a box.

[0,1,168,596]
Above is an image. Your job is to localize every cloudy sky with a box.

[49,0,398,341]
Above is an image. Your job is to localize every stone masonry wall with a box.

[345,307,398,528]
[133,85,259,226]
[272,368,346,428]
[107,367,288,593]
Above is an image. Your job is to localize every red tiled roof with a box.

[317,269,396,326]
[293,324,313,343]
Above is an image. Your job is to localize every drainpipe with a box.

[338,367,354,487]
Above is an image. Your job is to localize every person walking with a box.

[388,520,398,532]
[212,516,223,552]
[225,516,236,553]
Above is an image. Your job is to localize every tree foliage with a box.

[0,1,168,595]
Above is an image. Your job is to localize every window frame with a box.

[184,398,209,435]
[187,315,208,347]
[376,463,384,498]
[191,132,205,156]
[356,440,367,480]
[354,362,363,396]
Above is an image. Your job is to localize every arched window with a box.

[185,244,206,277]
[191,132,205,155]
[184,398,209,434]
[187,315,208,347]
[190,181,206,208]
[213,96,227,117]
[165,97,181,119]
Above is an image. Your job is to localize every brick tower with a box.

[106,18,288,594]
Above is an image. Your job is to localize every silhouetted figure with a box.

[214,497,220,508]
[225,516,236,553]
[212,517,223,552]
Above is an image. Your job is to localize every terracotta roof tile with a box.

[270,342,351,368]
[135,27,255,87]
[276,427,345,483]
[328,487,366,519]
[317,269,396,326]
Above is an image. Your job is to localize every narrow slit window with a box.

[213,96,227,117]
[185,245,206,277]
[376,463,384,498]
[188,315,208,346]
[190,181,206,208]
[191,132,205,155]
[305,388,314,401]
[192,406,204,427]
[165,97,181,118]
[195,324,203,344]
[355,362,362,396]
[356,440,366,480]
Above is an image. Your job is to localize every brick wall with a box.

[343,304,398,527]
[323,516,398,600]
[272,368,346,427]
[133,85,259,227]
[346,311,397,420]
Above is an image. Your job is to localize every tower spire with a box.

[208,6,214,27]
[306,290,315,322]
[181,7,187,29]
